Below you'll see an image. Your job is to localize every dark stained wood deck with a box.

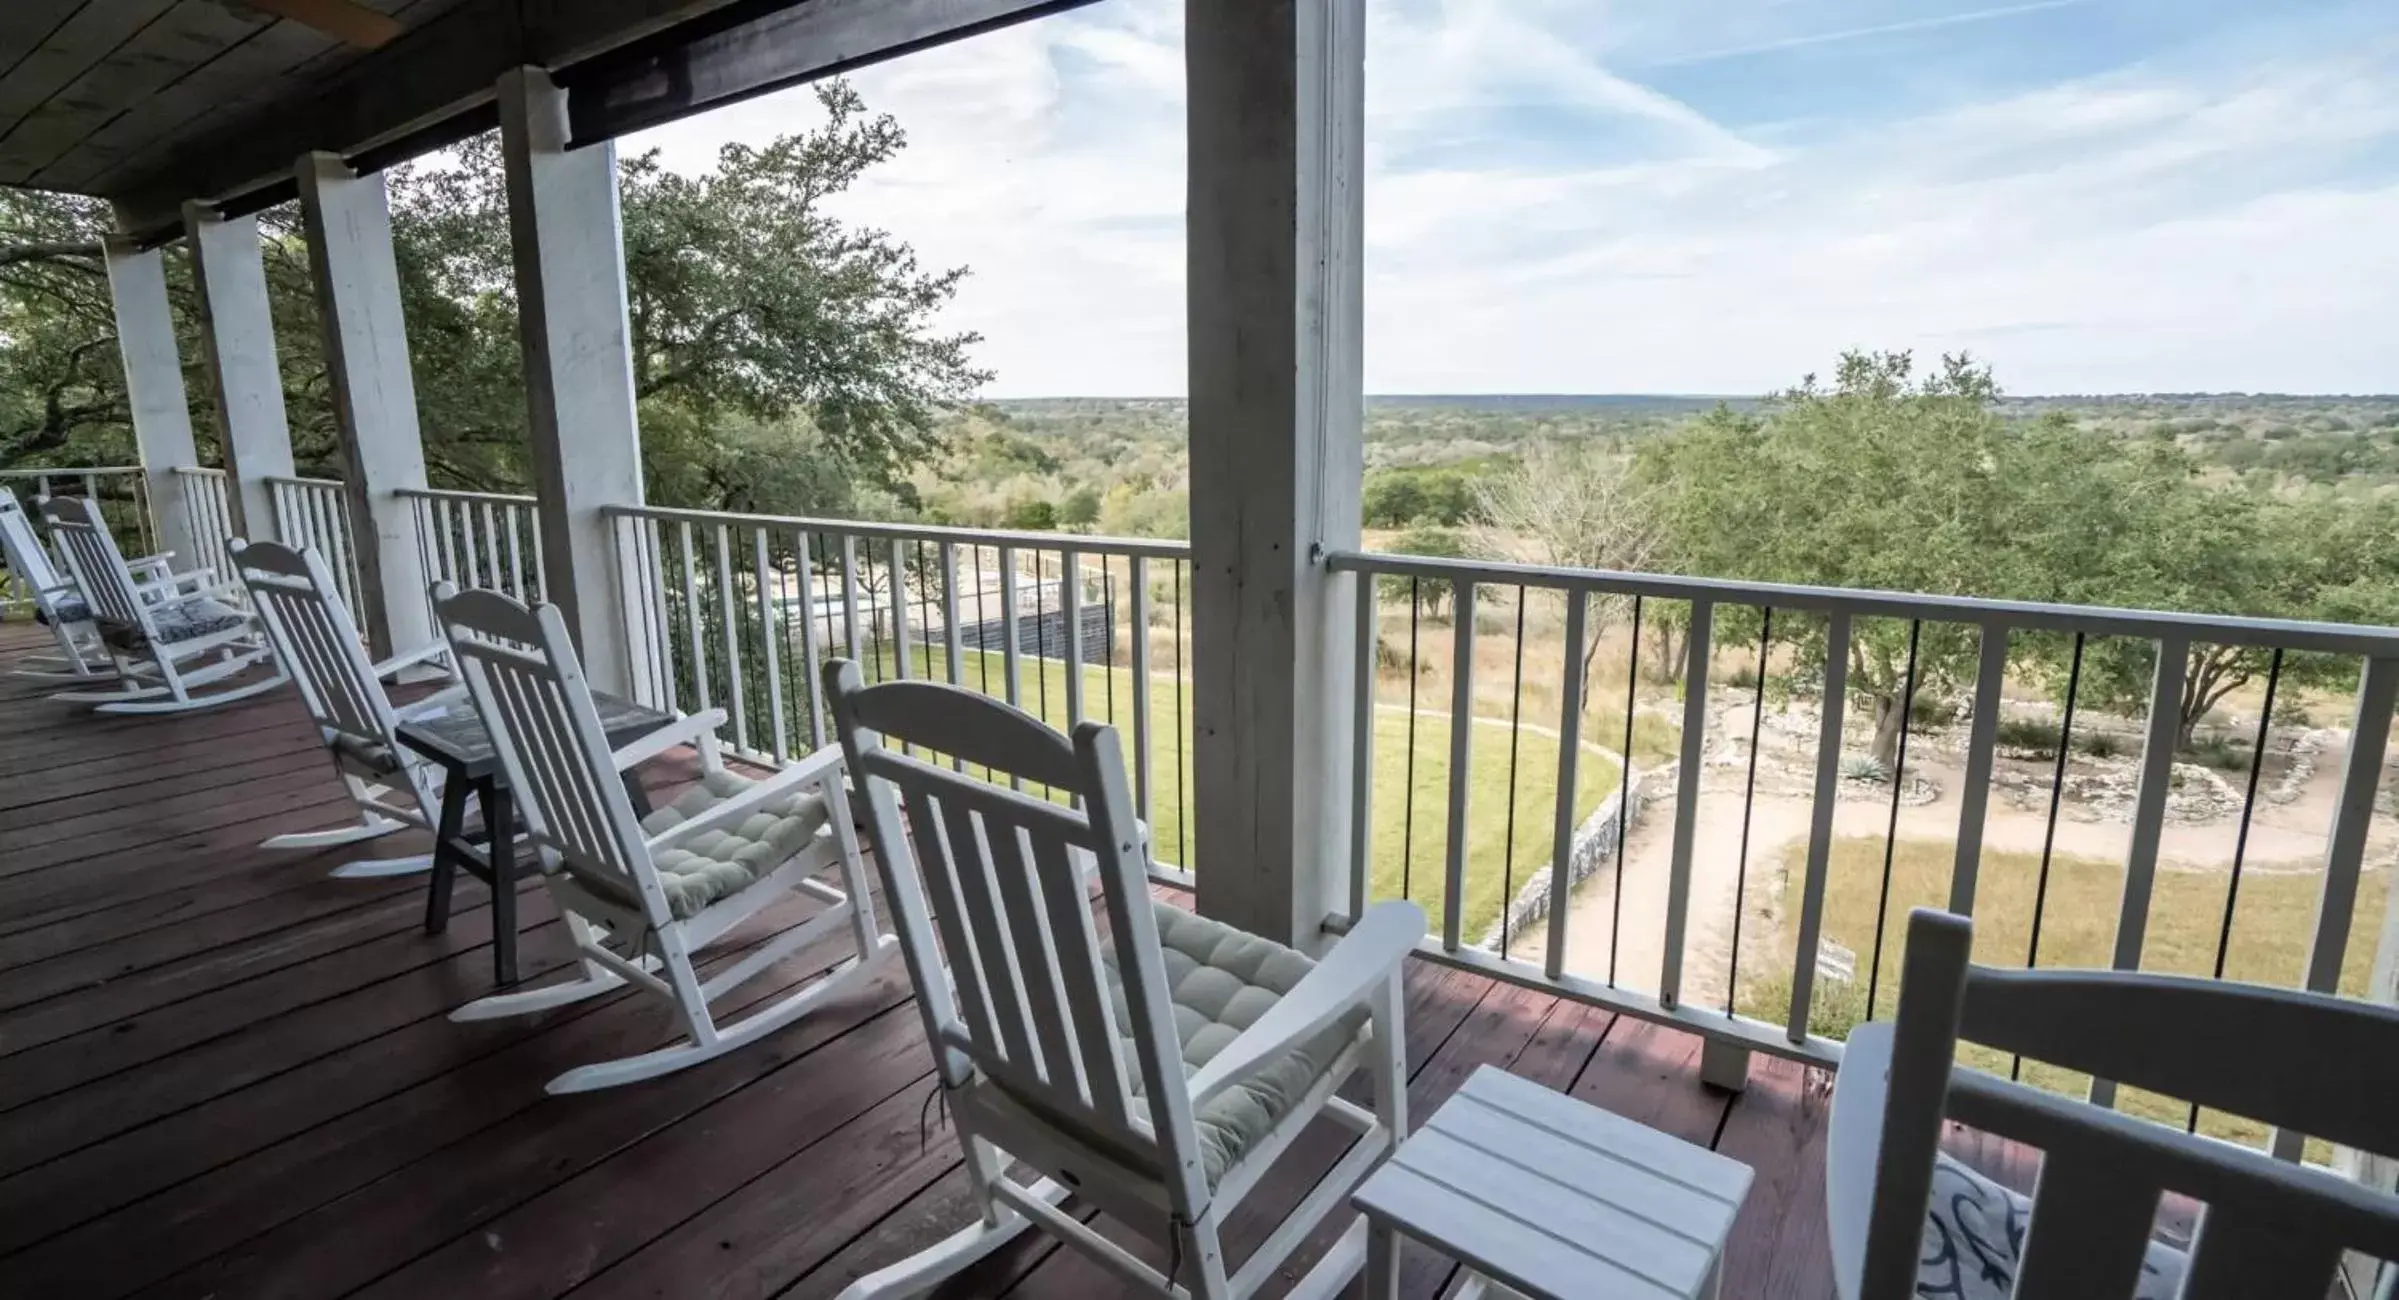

[0,619,1867,1299]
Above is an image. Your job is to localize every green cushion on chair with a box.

[639,770,832,920]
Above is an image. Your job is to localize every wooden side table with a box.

[1353,1065,1754,1300]
[394,690,671,987]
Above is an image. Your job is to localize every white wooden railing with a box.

[1329,548,2399,1154]
[1,466,155,613]
[171,466,239,588]
[397,486,544,605]
[265,475,365,615]
[605,504,1199,873]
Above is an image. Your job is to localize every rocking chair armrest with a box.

[641,744,846,854]
[127,550,177,576]
[131,568,215,597]
[393,683,470,721]
[1185,901,1427,1112]
[371,639,452,681]
[610,708,727,773]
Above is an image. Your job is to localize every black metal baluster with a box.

[2017,632,2085,1081]
[1866,619,1923,1017]
[1402,578,1421,901]
[1728,606,1772,1016]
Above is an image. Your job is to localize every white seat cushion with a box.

[99,596,247,650]
[638,770,832,920]
[1102,901,1365,1185]
[1923,1153,2187,1299]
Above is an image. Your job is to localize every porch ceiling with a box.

[1,0,1090,246]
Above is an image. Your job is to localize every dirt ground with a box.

[1509,698,2375,1006]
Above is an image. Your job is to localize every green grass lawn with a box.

[712,640,1621,941]
[1738,835,2389,1152]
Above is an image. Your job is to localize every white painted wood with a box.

[1788,612,1852,1043]
[713,524,747,749]
[1130,554,1154,819]
[824,660,1416,1299]
[40,494,283,715]
[434,584,888,1093]
[1948,625,2011,915]
[294,151,434,660]
[1441,587,1475,952]
[1352,1065,1751,1300]
[1187,0,1366,948]
[1349,570,1377,922]
[1830,908,2399,1300]
[495,65,649,698]
[101,231,201,568]
[1061,548,1083,724]
[753,528,789,764]
[0,485,199,682]
[182,203,296,543]
[232,536,446,877]
[1546,592,1589,981]
[1661,599,1714,1007]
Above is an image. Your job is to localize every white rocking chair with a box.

[232,537,459,879]
[39,494,283,714]
[1831,907,2399,1300]
[822,658,1425,1300]
[1,485,207,682]
[432,582,893,1094]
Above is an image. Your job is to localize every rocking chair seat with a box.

[1103,902,1367,1185]
[639,769,834,920]
[98,596,247,651]
[330,732,405,776]
[34,595,89,625]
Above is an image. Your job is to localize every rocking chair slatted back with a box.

[432,583,664,925]
[0,488,67,600]
[825,660,1207,1204]
[41,494,147,630]
[233,540,393,749]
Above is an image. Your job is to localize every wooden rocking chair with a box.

[431,583,892,1094]
[2,485,208,682]
[1831,907,2399,1300]
[822,658,1424,1300]
[231,538,459,879]
[39,494,283,714]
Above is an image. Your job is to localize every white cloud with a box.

[626,2,2399,396]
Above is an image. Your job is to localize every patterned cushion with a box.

[98,596,247,652]
[330,732,402,777]
[35,594,89,626]
[638,769,832,920]
[1920,1153,2188,1299]
[1101,902,1365,1185]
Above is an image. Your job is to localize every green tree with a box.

[2,81,982,518]
[1635,351,2096,765]
[1058,485,1102,531]
[1380,525,1471,621]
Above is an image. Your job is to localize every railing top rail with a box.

[171,465,228,477]
[605,501,1193,559]
[396,485,540,505]
[264,474,347,488]
[1330,548,2399,658]
[0,465,144,478]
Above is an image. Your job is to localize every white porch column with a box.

[496,65,648,697]
[101,232,201,564]
[1185,0,1367,947]
[183,203,297,543]
[296,152,435,657]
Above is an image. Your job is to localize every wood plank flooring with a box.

[0,620,1851,1299]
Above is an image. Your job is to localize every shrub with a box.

[2185,736,2252,772]
[1719,662,1761,691]
[1994,716,2058,754]
[1842,756,1888,784]
[1736,971,1871,1042]
[2075,730,2124,759]
[1909,694,1961,728]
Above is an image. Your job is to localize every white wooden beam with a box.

[295,151,436,658]
[1185,0,1366,948]
[100,231,200,565]
[496,66,650,697]
[182,203,296,543]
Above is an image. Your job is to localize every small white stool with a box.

[1353,1065,1754,1299]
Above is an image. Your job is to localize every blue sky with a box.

[631,0,2399,397]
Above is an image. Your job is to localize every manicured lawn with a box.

[1739,835,2388,1153]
